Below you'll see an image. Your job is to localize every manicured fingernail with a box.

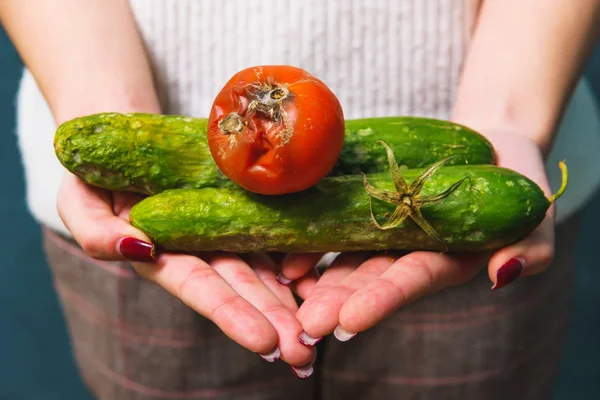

[259,347,280,363]
[298,331,322,346]
[333,325,357,342]
[116,237,156,262]
[276,273,292,285]
[291,363,314,379]
[492,257,524,290]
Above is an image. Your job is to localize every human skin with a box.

[0,0,315,377]
[281,0,600,344]
[3,0,598,377]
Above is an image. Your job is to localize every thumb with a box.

[57,173,156,262]
[487,216,555,290]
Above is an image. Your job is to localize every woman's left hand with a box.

[278,131,558,345]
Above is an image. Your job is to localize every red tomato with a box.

[207,65,345,195]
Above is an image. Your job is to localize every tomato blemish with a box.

[218,113,244,135]
[208,65,345,195]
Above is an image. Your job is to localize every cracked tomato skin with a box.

[207,65,345,195]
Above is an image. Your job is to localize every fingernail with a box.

[298,331,322,346]
[291,363,314,379]
[333,325,357,342]
[258,347,280,363]
[276,273,292,285]
[492,257,524,290]
[116,237,156,262]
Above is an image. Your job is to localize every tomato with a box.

[207,65,345,195]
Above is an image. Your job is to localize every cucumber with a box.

[54,113,495,195]
[129,164,564,253]
[334,116,495,175]
[54,113,227,194]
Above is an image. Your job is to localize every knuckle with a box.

[260,303,290,319]
[231,269,260,287]
[177,267,217,299]
[306,285,353,310]
[74,216,116,261]
[379,275,409,304]
[403,254,438,288]
[79,236,105,260]
[210,295,246,321]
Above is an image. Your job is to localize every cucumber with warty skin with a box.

[128,164,564,253]
[53,113,495,195]
[333,116,496,175]
[54,113,227,195]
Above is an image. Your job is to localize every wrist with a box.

[451,103,556,159]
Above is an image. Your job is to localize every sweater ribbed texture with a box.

[129,0,467,119]
[15,0,600,236]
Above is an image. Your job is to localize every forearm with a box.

[452,0,600,155]
[0,0,160,124]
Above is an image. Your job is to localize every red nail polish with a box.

[492,257,524,290]
[298,331,322,346]
[117,237,156,262]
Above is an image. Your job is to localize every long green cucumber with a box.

[333,116,495,175]
[129,164,561,253]
[54,113,225,194]
[54,113,495,195]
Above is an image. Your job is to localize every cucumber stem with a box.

[548,160,568,204]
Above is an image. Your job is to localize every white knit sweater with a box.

[15,0,600,236]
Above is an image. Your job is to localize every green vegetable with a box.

[54,113,495,195]
[335,116,495,175]
[129,160,567,253]
[54,113,226,194]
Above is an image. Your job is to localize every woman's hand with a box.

[280,0,600,347]
[57,173,317,376]
[2,0,317,377]
[278,131,557,344]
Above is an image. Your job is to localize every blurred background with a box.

[0,26,599,400]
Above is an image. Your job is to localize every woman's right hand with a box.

[57,172,317,378]
[4,0,319,375]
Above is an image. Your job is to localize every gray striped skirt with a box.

[42,215,579,400]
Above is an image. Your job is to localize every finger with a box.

[488,216,555,290]
[337,252,483,339]
[133,253,279,357]
[240,253,298,312]
[57,173,155,262]
[277,253,325,284]
[247,258,320,375]
[291,268,321,300]
[208,253,315,368]
[295,252,372,345]
[112,191,146,218]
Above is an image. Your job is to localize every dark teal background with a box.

[1,27,599,400]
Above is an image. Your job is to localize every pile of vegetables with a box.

[53,65,567,254]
